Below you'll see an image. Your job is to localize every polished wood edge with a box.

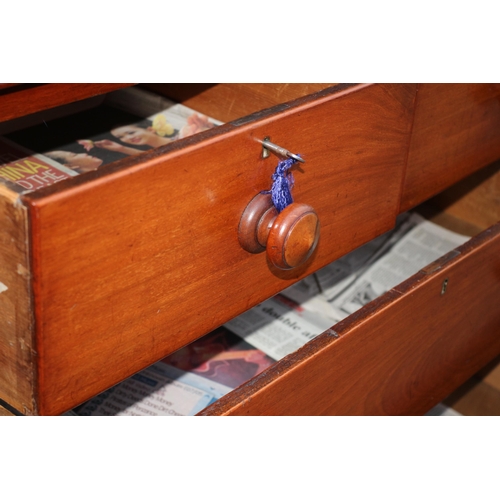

[198,291,400,416]
[22,84,369,203]
[199,222,500,415]
[24,198,45,415]
[0,188,37,415]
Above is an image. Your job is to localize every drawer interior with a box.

[0,84,339,197]
[0,85,334,162]
[1,86,226,185]
[139,84,336,123]
[66,160,500,416]
[206,163,500,416]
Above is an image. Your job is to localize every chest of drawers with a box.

[0,83,499,415]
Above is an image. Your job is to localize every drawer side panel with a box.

[142,83,338,123]
[0,186,36,414]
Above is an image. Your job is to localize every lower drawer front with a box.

[201,222,500,415]
[26,84,415,415]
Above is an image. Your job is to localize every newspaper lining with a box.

[280,213,468,322]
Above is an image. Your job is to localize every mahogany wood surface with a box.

[477,356,500,392]
[0,84,134,124]
[141,84,336,123]
[266,203,319,270]
[201,223,500,415]
[0,403,14,416]
[238,193,320,269]
[23,84,416,415]
[401,83,500,212]
[444,375,500,416]
[238,193,275,253]
[0,186,35,414]
[429,160,500,230]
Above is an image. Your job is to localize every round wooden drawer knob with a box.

[238,193,320,270]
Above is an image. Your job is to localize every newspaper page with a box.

[224,294,334,361]
[282,213,469,322]
[70,328,274,416]
[73,363,228,416]
[1,87,222,194]
[281,212,424,322]
[331,216,469,317]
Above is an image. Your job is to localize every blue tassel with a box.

[264,156,301,213]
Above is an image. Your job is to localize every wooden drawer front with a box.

[24,83,415,415]
[401,83,500,212]
[201,222,500,416]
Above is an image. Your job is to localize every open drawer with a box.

[67,160,500,416]
[199,162,500,415]
[0,83,415,415]
[202,223,500,415]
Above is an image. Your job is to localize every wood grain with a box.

[0,185,35,414]
[24,84,416,415]
[444,377,500,416]
[201,223,500,415]
[0,403,15,416]
[477,356,500,392]
[401,83,500,212]
[267,203,319,269]
[428,159,500,230]
[141,84,336,123]
[0,84,135,123]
